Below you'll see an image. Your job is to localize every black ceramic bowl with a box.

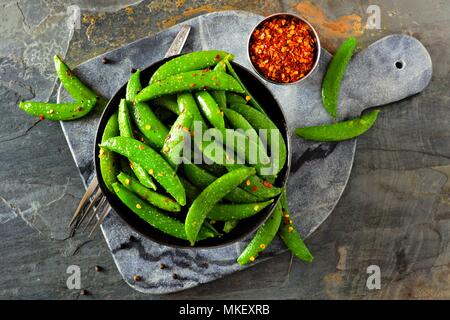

[94,56,290,249]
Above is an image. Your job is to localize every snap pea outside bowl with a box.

[94,55,291,249]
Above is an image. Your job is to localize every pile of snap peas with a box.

[296,37,380,141]
[98,50,312,265]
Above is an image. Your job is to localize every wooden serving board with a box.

[57,10,432,294]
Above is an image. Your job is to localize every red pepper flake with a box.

[249,15,317,83]
[262,180,273,188]
[251,186,258,192]
[39,114,45,121]
[214,54,221,61]
[139,145,145,150]
[190,83,197,87]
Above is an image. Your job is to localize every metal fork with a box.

[69,25,192,237]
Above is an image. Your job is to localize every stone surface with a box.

[1,0,449,299]
[58,11,431,294]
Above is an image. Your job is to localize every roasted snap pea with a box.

[224,59,265,114]
[161,109,193,168]
[118,99,157,190]
[229,103,286,176]
[227,130,271,175]
[200,163,228,176]
[223,220,239,233]
[179,176,201,204]
[208,199,273,221]
[182,164,260,203]
[177,92,207,128]
[19,100,96,121]
[226,92,247,106]
[237,202,282,265]
[210,57,229,110]
[129,101,169,149]
[112,183,213,241]
[150,50,232,84]
[185,167,256,245]
[101,137,186,206]
[322,37,357,118]
[152,95,180,115]
[223,108,271,173]
[195,91,225,131]
[126,69,142,102]
[278,189,313,262]
[295,109,380,142]
[99,112,119,192]
[238,175,282,200]
[136,70,244,103]
[54,55,97,103]
[117,172,180,212]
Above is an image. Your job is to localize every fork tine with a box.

[69,176,99,226]
[74,188,103,229]
[82,196,107,232]
[88,203,111,238]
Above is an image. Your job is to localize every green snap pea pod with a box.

[210,57,229,110]
[223,108,271,173]
[226,92,247,106]
[195,91,225,131]
[237,202,282,265]
[229,103,286,176]
[322,37,357,118]
[126,69,142,102]
[136,70,244,103]
[161,110,193,169]
[238,175,282,200]
[117,172,180,212]
[118,99,157,190]
[150,50,233,84]
[177,93,207,128]
[179,176,201,205]
[224,60,265,114]
[210,91,227,110]
[119,156,136,178]
[129,102,169,149]
[99,112,119,192]
[185,167,256,245]
[208,199,274,221]
[54,55,97,103]
[183,164,259,204]
[203,220,222,237]
[223,220,239,233]
[19,100,96,121]
[295,109,380,142]
[112,183,213,241]
[200,163,228,176]
[101,137,186,206]
[152,95,180,115]
[132,127,152,145]
[279,189,313,262]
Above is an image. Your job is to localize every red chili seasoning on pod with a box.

[249,14,319,84]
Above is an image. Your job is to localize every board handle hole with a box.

[395,60,405,69]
